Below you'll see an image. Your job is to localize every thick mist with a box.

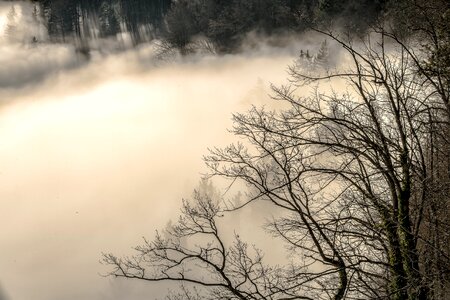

[0,2,320,300]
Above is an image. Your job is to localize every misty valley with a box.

[0,1,449,300]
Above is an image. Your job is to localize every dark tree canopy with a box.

[29,0,390,52]
[32,0,172,44]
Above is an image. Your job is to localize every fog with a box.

[0,2,316,300]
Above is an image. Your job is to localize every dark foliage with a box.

[33,0,172,44]
[31,0,389,52]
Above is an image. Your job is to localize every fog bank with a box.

[0,0,347,298]
[0,5,306,300]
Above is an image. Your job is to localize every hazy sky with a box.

[0,2,308,299]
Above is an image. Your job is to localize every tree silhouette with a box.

[103,21,450,298]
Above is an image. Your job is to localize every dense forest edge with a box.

[4,0,389,54]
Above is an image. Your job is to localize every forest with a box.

[29,0,386,50]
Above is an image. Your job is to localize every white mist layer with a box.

[0,1,337,299]
[0,32,300,300]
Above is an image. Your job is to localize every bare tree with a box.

[102,182,306,300]
[103,15,450,300]
[381,1,450,296]
[205,22,450,297]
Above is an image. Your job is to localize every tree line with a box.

[32,0,172,44]
[163,0,386,52]
[29,0,387,51]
